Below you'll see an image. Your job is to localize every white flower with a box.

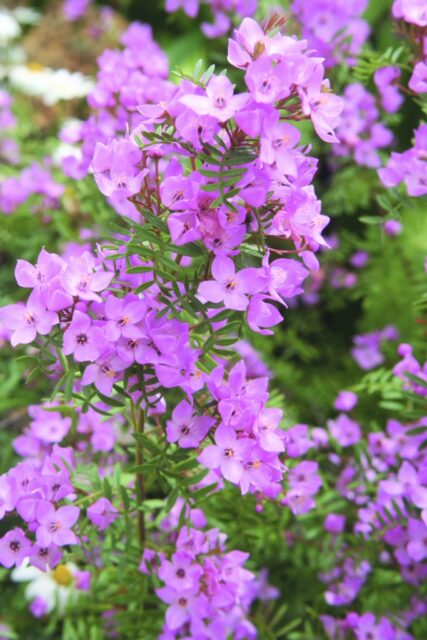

[52,143,83,166]
[11,562,81,615]
[8,65,94,105]
[13,7,41,25]
[0,10,21,46]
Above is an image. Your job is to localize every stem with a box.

[135,407,146,547]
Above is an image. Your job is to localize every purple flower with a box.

[165,0,199,18]
[63,0,91,21]
[299,72,343,143]
[247,295,282,334]
[198,424,253,484]
[166,400,214,448]
[0,290,58,346]
[82,353,128,395]
[198,255,263,311]
[349,251,369,269]
[156,586,207,631]
[328,414,361,447]
[324,514,346,534]
[62,261,113,303]
[245,54,290,104]
[29,407,72,444]
[392,0,427,27]
[254,407,285,452]
[180,75,249,122]
[87,497,118,530]
[158,551,202,591]
[29,544,62,571]
[260,115,301,175]
[288,461,322,496]
[0,528,32,568]
[15,248,64,289]
[334,391,358,412]
[285,424,312,458]
[409,61,427,94]
[104,295,146,341]
[407,518,427,561]
[383,219,402,236]
[351,331,384,370]
[63,310,105,362]
[36,501,80,547]
[91,138,147,199]
[0,476,15,519]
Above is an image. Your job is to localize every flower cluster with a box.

[333,84,393,168]
[63,0,92,21]
[351,325,399,370]
[165,0,256,38]
[374,65,404,113]
[0,89,19,164]
[392,0,427,29]
[321,609,423,639]
[379,123,427,197]
[1,18,343,502]
[145,524,277,638]
[393,343,427,396]
[281,369,427,635]
[291,0,370,67]
[60,21,171,191]
[377,1,427,196]
[0,445,79,570]
[0,161,64,216]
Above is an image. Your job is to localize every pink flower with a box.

[165,0,199,18]
[166,400,215,448]
[247,295,282,335]
[409,61,427,94]
[82,353,128,395]
[198,255,263,311]
[63,310,105,362]
[36,501,80,547]
[87,497,118,530]
[0,528,32,568]
[180,75,249,122]
[91,138,147,199]
[245,54,290,104]
[15,248,64,289]
[198,424,253,484]
[0,290,58,346]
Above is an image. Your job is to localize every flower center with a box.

[260,77,272,93]
[76,333,88,345]
[214,96,226,109]
[48,520,61,532]
[52,564,74,586]
[118,316,129,327]
[224,448,234,458]
[78,276,90,291]
[115,174,128,189]
[9,540,20,552]
[225,279,237,291]
[24,311,35,325]
[101,364,115,377]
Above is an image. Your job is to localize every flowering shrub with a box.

[0,1,426,639]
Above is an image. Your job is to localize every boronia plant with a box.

[0,1,426,638]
